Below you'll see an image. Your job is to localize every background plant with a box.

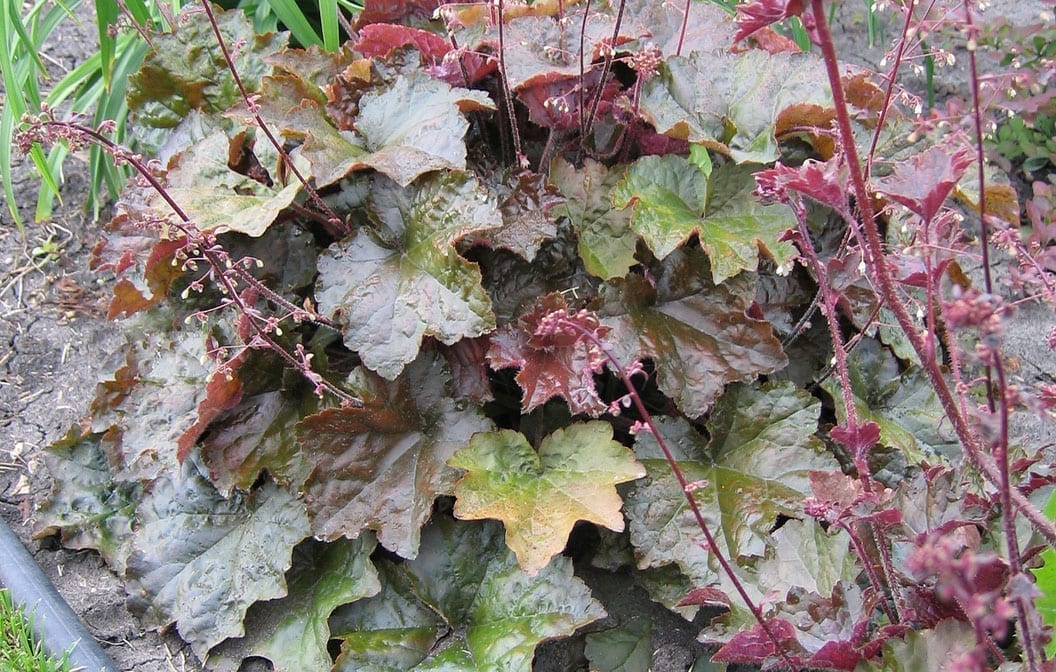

[15,0,1056,670]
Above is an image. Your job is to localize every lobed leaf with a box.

[639,50,831,164]
[550,157,638,281]
[331,516,606,670]
[449,422,645,574]
[613,158,798,283]
[125,463,310,660]
[624,383,833,585]
[34,427,141,574]
[207,537,381,672]
[600,247,787,416]
[315,172,500,380]
[297,351,494,557]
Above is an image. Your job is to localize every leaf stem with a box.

[198,0,348,233]
[557,316,802,672]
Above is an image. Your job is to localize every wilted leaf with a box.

[125,461,310,660]
[127,7,286,148]
[613,158,798,282]
[34,427,141,574]
[298,351,494,557]
[600,247,787,416]
[639,50,831,164]
[584,619,652,672]
[331,516,606,670]
[206,537,381,672]
[821,338,960,464]
[550,157,638,281]
[449,422,645,574]
[315,172,500,379]
[625,383,832,584]
[486,293,609,416]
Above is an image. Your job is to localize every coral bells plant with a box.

[17,0,1056,669]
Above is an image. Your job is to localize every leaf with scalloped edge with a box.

[820,338,959,465]
[449,422,644,574]
[126,7,286,148]
[149,130,303,237]
[550,157,638,280]
[89,319,242,484]
[34,427,141,574]
[298,351,494,558]
[613,158,797,282]
[125,460,310,660]
[316,172,500,380]
[599,247,787,416]
[330,516,606,671]
[624,383,833,585]
[639,50,831,164]
[486,293,610,416]
[206,537,381,672]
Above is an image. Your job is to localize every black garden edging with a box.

[0,520,118,672]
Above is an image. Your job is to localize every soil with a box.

[0,2,1053,672]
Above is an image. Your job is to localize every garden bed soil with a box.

[1,1,1053,671]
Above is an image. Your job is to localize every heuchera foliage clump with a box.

[18,0,1056,669]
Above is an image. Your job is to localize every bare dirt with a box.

[0,2,1053,672]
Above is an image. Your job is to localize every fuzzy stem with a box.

[495,0,525,166]
[808,0,1056,553]
[558,317,802,672]
[199,1,347,233]
[582,0,626,142]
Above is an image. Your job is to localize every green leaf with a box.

[820,338,960,464]
[624,383,833,584]
[331,516,606,671]
[149,130,302,237]
[1035,490,1056,658]
[585,619,652,672]
[613,158,797,282]
[315,173,500,380]
[612,154,707,261]
[297,352,494,558]
[550,157,638,280]
[754,519,854,599]
[89,321,234,484]
[206,537,381,672]
[600,247,787,416]
[449,422,645,574]
[854,620,978,672]
[355,72,495,187]
[125,461,311,660]
[640,50,831,164]
[127,7,286,136]
[34,427,141,574]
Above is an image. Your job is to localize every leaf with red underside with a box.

[175,349,246,463]
[733,0,807,44]
[873,144,974,222]
[599,247,787,416]
[355,24,450,60]
[754,157,850,213]
[487,293,610,416]
[712,618,798,664]
[297,351,493,558]
[92,209,185,319]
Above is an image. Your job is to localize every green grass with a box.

[0,588,72,672]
